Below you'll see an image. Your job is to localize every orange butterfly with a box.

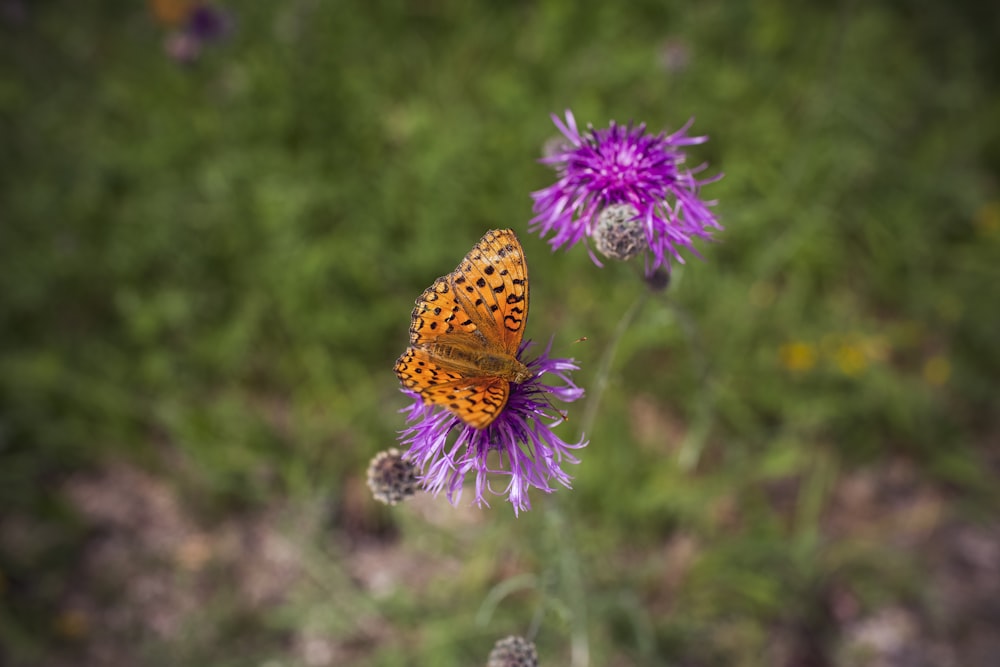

[149,0,195,27]
[395,229,531,429]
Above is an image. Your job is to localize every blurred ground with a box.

[2,454,989,666]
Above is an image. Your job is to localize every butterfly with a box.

[395,229,531,429]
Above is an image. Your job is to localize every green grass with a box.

[2,0,999,665]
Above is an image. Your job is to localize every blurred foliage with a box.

[1,0,998,665]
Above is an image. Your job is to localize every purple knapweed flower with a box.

[186,3,233,42]
[531,109,722,273]
[163,2,234,64]
[398,340,587,515]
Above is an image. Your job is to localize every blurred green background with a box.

[2,0,999,665]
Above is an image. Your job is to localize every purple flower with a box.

[186,3,233,42]
[398,340,587,515]
[164,3,234,64]
[165,31,202,64]
[531,110,722,273]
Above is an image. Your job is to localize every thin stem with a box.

[526,594,546,642]
[549,290,650,667]
[671,301,714,471]
[528,290,653,665]
[579,290,652,439]
[546,500,589,667]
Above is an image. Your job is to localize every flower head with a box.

[593,203,646,261]
[162,2,234,64]
[397,340,586,515]
[366,448,420,505]
[531,110,722,273]
[488,635,539,667]
[186,3,233,42]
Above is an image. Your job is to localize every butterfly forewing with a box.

[407,276,481,347]
[451,229,529,356]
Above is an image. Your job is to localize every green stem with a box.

[579,290,651,439]
[671,302,713,471]
[546,500,589,667]
[550,290,651,667]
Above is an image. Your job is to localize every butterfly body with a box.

[395,229,530,430]
[423,340,531,383]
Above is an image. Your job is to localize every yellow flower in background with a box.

[973,201,1000,236]
[817,332,891,376]
[923,356,951,386]
[779,341,817,372]
[834,341,868,376]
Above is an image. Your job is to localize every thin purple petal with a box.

[397,340,587,515]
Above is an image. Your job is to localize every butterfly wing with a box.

[395,347,511,429]
[405,229,528,355]
[451,228,529,356]
[406,275,482,347]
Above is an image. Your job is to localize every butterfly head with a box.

[509,361,533,385]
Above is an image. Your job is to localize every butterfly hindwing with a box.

[395,347,510,429]
[395,346,463,390]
